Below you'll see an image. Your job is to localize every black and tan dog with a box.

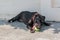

[8,11,50,33]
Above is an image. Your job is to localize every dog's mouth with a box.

[30,23,40,33]
[32,23,40,29]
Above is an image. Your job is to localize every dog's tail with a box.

[8,15,20,23]
[8,17,16,23]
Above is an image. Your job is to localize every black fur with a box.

[8,11,50,33]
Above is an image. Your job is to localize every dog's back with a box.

[8,11,37,24]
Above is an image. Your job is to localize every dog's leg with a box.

[42,22,50,26]
[8,15,20,23]
[26,25,30,29]
[8,17,16,23]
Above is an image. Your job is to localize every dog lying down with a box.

[8,11,50,33]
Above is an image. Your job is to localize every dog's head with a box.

[33,14,45,29]
[33,15,41,28]
[30,15,42,33]
[28,13,45,33]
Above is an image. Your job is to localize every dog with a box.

[8,11,50,33]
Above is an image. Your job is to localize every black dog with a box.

[8,11,50,33]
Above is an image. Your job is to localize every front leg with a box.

[42,22,51,26]
[26,25,31,29]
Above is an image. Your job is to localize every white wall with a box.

[0,0,40,19]
[40,0,60,21]
[1,0,60,21]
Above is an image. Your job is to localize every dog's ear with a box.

[42,16,45,20]
[39,15,45,23]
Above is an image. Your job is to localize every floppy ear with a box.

[42,16,45,19]
[42,16,45,21]
[39,15,45,23]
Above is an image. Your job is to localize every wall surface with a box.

[0,0,40,19]
[0,0,60,21]
[40,0,60,21]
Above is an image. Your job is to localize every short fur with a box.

[8,11,50,33]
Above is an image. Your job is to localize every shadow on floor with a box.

[41,22,60,34]
[0,19,28,31]
[0,19,60,33]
